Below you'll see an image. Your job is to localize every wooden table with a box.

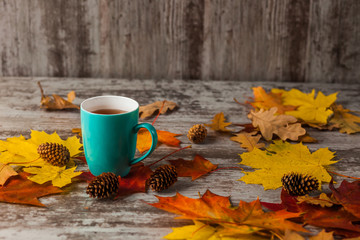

[0,78,360,240]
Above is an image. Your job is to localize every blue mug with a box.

[81,96,158,177]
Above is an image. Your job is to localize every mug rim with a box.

[81,95,139,115]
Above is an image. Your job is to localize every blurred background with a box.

[0,0,359,83]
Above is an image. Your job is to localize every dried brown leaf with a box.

[139,100,177,119]
[0,163,18,185]
[38,82,80,110]
[248,107,306,141]
[297,193,338,208]
[230,131,265,151]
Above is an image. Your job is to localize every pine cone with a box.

[37,142,70,167]
[86,172,119,199]
[187,124,207,144]
[281,172,319,196]
[147,165,177,192]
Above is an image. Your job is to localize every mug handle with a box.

[130,123,158,165]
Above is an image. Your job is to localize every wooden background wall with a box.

[0,0,359,83]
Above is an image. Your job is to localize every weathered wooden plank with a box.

[0,77,359,239]
[0,1,360,82]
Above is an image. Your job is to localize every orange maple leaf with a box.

[0,172,62,207]
[149,190,307,236]
[205,112,232,132]
[168,155,218,180]
[137,129,181,153]
[149,190,232,220]
[247,86,297,114]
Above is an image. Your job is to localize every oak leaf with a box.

[239,141,336,190]
[139,100,178,119]
[0,172,62,207]
[23,165,81,188]
[248,107,306,141]
[38,81,79,110]
[205,112,232,132]
[0,163,18,185]
[230,131,265,151]
[0,130,82,167]
[149,190,307,239]
[272,88,337,124]
[329,104,360,134]
[136,129,181,153]
[168,155,218,181]
[248,86,297,114]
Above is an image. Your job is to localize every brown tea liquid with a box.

[92,109,127,115]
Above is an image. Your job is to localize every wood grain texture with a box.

[0,77,360,239]
[0,0,359,83]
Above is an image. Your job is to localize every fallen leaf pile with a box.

[0,130,82,206]
[261,180,360,238]
[247,86,360,134]
[149,190,307,239]
[1,87,359,239]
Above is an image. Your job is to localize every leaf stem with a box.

[7,157,41,165]
[327,170,360,180]
[152,100,166,126]
[147,145,192,167]
[234,98,246,106]
[37,81,45,99]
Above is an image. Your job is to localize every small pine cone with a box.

[187,124,207,144]
[147,165,177,192]
[86,172,119,199]
[282,172,319,196]
[37,142,70,167]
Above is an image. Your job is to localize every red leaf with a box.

[301,204,360,237]
[168,155,218,180]
[0,172,62,207]
[330,179,360,218]
[261,189,300,213]
[77,171,96,182]
[115,162,153,198]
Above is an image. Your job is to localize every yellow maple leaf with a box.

[248,108,306,141]
[272,89,337,124]
[329,104,360,134]
[165,220,266,240]
[0,130,82,167]
[238,141,337,190]
[23,165,81,188]
[230,131,265,151]
[205,112,232,132]
[165,221,217,240]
